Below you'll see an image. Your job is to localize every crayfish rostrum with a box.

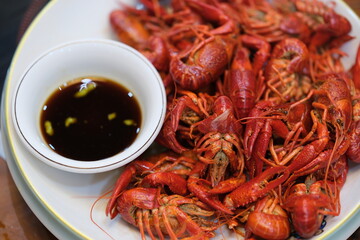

[103,0,360,239]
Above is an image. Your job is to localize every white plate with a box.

[2,0,360,239]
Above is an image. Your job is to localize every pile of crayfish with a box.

[105,0,360,239]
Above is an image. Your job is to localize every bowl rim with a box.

[12,39,167,173]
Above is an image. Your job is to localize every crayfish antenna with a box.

[91,190,116,240]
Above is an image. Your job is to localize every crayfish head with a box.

[315,74,352,135]
[335,99,352,134]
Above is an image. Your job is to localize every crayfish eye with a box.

[336,119,343,126]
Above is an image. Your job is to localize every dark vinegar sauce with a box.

[40,77,142,161]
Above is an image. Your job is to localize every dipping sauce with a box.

[40,77,141,161]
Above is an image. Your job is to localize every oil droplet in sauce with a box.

[40,77,142,161]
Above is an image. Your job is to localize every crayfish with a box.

[101,0,360,239]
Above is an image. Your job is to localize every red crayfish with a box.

[102,0,360,239]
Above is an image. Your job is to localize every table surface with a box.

[1,1,360,240]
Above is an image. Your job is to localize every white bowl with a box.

[12,39,166,173]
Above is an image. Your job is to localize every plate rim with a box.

[2,0,360,239]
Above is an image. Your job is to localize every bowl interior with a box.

[13,39,166,173]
